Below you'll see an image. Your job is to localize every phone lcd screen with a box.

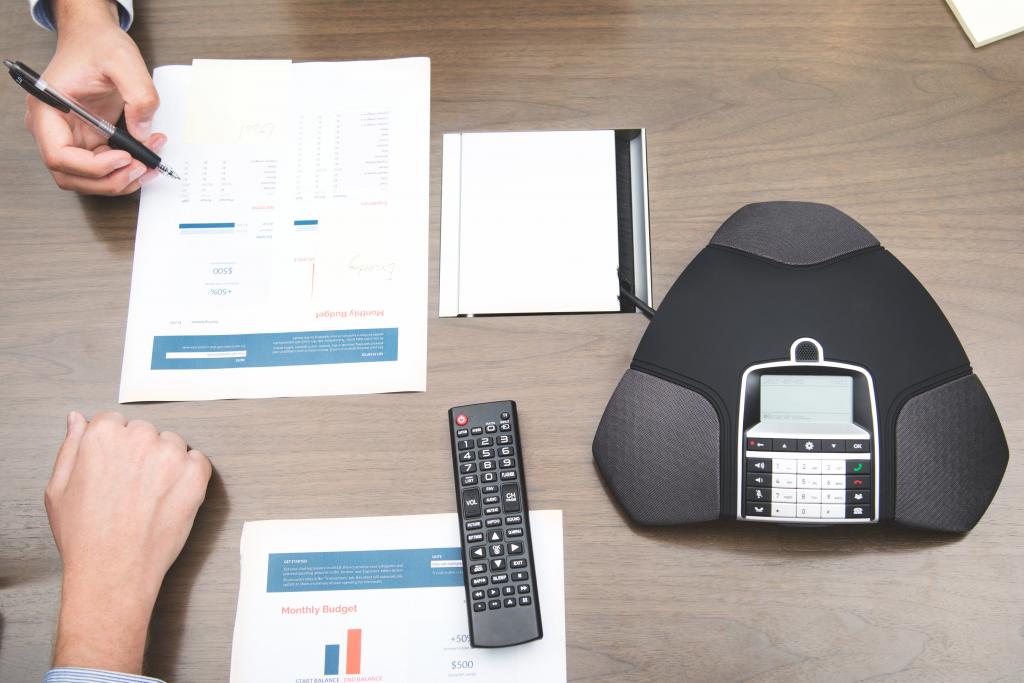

[760,375,853,424]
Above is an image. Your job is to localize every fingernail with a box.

[151,135,167,153]
[66,411,83,432]
[137,120,152,139]
[140,169,159,186]
[128,164,146,182]
[115,157,132,169]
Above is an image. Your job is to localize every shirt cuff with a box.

[30,0,135,31]
[44,667,165,683]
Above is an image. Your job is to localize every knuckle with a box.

[52,172,70,190]
[118,181,142,196]
[41,148,62,171]
[190,450,213,478]
[126,418,158,436]
[190,461,211,485]
[101,183,125,197]
[159,429,185,443]
[94,410,126,425]
[190,469,212,500]
[90,176,123,196]
[44,484,64,514]
[130,84,159,111]
[90,413,124,437]
[161,441,188,462]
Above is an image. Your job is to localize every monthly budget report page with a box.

[119,58,429,401]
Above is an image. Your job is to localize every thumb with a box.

[51,411,87,494]
[107,52,159,140]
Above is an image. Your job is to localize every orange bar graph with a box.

[345,628,362,675]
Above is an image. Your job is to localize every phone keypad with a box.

[744,437,873,520]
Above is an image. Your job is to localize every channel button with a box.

[501,484,521,512]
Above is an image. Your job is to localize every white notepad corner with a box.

[945,0,1024,47]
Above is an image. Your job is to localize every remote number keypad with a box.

[453,404,538,625]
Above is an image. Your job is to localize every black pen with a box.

[5,59,180,180]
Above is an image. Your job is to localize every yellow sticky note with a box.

[184,59,291,145]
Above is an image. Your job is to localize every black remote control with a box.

[448,400,542,647]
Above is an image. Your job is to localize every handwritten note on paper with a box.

[183,59,291,145]
[309,210,402,302]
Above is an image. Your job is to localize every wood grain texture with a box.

[1,1,1022,681]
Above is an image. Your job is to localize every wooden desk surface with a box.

[1,1,1022,680]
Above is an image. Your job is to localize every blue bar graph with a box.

[179,222,236,229]
[294,219,318,226]
[324,643,340,675]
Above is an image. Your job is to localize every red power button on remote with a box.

[455,414,468,426]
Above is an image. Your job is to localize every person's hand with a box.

[45,411,212,673]
[25,0,165,195]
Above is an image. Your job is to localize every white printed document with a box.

[119,58,430,402]
[229,511,566,683]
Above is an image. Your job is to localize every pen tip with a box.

[159,164,182,180]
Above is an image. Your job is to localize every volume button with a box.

[462,487,481,518]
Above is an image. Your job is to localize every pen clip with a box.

[6,60,70,113]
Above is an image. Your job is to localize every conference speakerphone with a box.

[738,338,878,523]
[593,202,1009,533]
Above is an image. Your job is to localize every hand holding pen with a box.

[14,0,174,195]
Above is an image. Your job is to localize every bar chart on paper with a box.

[324,629,362,676]
[230,512,567,682]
